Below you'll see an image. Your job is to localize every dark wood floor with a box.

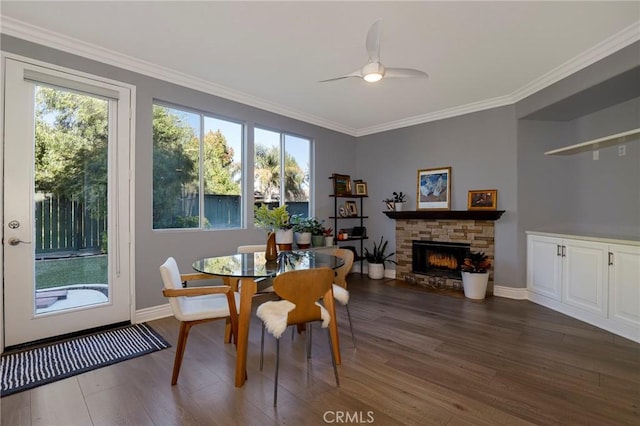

[3,274,639,425]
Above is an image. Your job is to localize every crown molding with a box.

[355,95,514,137]
[510,21,640,103]
[2,16,638,138]
[0,16,357,136]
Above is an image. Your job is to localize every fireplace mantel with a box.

[383,210,505,221]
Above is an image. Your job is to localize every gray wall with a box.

[356,106,520,287]
[1,35,357,310]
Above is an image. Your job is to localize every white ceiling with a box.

[2,1,639,136]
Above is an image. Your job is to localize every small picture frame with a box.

[417,167,451,210]
[468,189,498,210]
[345,201,358,217]
[354,181,368,196]
[332,173,352,196]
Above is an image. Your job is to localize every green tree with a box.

[152,106,198,228]
[255,144,306,202]
[34,86,108,218]
[185,129,240,195]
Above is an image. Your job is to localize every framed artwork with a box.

[355,181,368,196]
[332,173,352,196]
[345,201,358,217]
[417,167,451,210]
[468,189,497,210]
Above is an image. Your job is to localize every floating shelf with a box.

[544,128,640,156]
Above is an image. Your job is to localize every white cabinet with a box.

[609,244,640,329]
[562,239,608,317]
[527,232,640,342]
[527,235,562,300]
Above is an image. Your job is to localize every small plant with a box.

[364,236,397,266]
[254,204,291,231]
[290,214,315,233]
[461,251,491,273]
[309,217,326,236]
[393,192,406,203]
[323,226,334,237]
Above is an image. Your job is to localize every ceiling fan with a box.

[320,20,428,83]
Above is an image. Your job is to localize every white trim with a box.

[2,17,638,138]
[493,285,529,300]
[528,291,639,343]
[135,303,174,324]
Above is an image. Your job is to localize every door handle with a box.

[6,237,31,246]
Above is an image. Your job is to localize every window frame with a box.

[152,100,246,231]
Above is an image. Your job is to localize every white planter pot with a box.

[461,272,489,299]
[295,232,312,248]
[394,202,406,212]
[367,262,385,279]
[325,236,334,247]
[275,229,293,250]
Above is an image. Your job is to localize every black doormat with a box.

[1,323,171,397]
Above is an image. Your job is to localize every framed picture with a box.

[417,167,451,210]
[468,189,497,210]
[354,181,368,196]
[345,201,358,217]
[332,173,352,196]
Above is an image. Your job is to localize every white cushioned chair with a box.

[160,257,240,385]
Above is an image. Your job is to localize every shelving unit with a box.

[330,194,368,272]
[544,128,639,156]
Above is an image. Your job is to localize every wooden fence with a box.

[36,195,309,253]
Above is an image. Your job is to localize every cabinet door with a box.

[609,244,640,328]
[527,235,562,300]
[562,239,608,317]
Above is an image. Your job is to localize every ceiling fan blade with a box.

[384,67,429,79]
[319,69,363,83]
[366,19,382,62]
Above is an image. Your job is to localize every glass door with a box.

[3,58,132,347]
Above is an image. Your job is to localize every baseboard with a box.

[493,285,529,300]
[135,303,173,323]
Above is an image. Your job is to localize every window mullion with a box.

[199,115,205,228]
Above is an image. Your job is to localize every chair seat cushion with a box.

[257,300,330,339]
[332,284,349,305]
[174,292,241,322]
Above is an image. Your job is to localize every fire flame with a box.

[427,253,458,270]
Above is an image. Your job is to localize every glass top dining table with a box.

[192,249,344,387]
[192,250,344,280]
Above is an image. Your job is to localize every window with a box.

[152,104,243,229]
[254,128,311,217]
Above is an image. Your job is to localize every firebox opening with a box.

[412,240,471,279]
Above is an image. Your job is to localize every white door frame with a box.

[0,53,136,351]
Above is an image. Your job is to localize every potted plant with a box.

[309,217,326,247]
[254,204,294,250]
[460,251,491,299]
[364,236,397,279]
[392,192,407,211]
[323,226,334,247]
[383,192,407,211]
[290,214,314,249]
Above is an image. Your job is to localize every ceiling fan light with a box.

[364,72,383,83]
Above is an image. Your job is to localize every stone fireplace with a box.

[384,210,504,294]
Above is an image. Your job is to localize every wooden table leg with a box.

[323,289,342,365]
[235,278,257,387]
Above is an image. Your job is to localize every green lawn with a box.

[35,255,108,290]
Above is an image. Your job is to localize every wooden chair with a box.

[159,257,239,385]
[332,248,356,347]
[256,267,339,406]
